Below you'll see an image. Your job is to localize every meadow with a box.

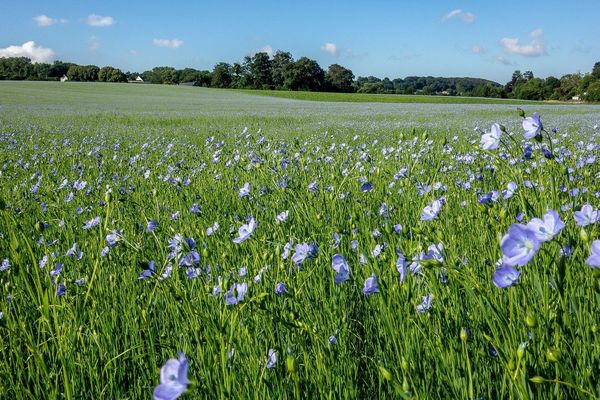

[0,81,599,399]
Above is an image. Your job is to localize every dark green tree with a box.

[271,51,293,89]
[0,57,33,80]
[325,64,355,92]
[98,66,126,82]
[283,57,324,91]
[584,81,600,102]
[211,62,233,88]
[591,61,600,79]
[248,52,273,89]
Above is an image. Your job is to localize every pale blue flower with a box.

[480,123,502,150]
[332,254,350,284]
[233,217,256,244]
[153,353,189,400]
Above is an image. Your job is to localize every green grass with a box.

[234,88,553,105]
[0,81,599,399]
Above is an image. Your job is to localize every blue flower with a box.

[56,283,66,297]
[421,199,442,221]
[586,240,600,268]
[501,224,541,267]
[331,254,350,284]
[417,294,432,313]
[574,204,598,226]
[225,283,248,305]
[50,263,63,277]
[523,112,542,139]
[362,274,379,295]
[0,259,9,272]
[275,282,287,294]
[233,217,256,244]
[83,216,100,230]
[360,182,373,193]
[276,210,289,223]
[292,243,311,265]
[153,353,190,400]
[480,123,502,150]
[396,249,407,282]
[147,220,158,232]
[492,264,521,288]
[526,209,564,242]
[139,261,156,280]
[328,335,337,345]
[238,182,250,198]
[106,230,123,247]
[266,349,277,369]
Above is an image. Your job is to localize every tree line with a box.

[1,51,599,101]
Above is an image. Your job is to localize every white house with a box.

[60,75,68,82]
[128,76,144,83]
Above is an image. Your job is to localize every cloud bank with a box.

[0,41,55,63]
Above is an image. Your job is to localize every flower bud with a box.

[580,228,589,245]
[525,313,537,328]
[402,377,410,392]
[401,358,409,372]
[460,327,470,342]
[517,108,525,118]
[546,347,561,362]
[286,356,295,374]
[378,366,392,381]
[517,342,527,360]
[529,376,546,384]
[104,190,112,203]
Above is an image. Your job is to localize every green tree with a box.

[48,60,72,79]
[211,62,233,88]
[283,57,325,91]
[0,57,33,80]
[178,68,201,84]
[98,66,126,82]
[584,81,600,101]
[592,61,600,79]
[271,51,293,89]
[151,67,178,84]
[513,78,545,100]
[246,52,273,89]
[324,64,355,92]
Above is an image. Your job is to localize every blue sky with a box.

[1,1,599,83]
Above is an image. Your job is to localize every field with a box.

[234,88,552,105]
[0,81,599,399]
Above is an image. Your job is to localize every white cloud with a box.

[320,42,338,56]
[0,41,55,63]
[34,15,67,26]
[152,38,183,49]
[442,9,462,21]
[442,9,476,23]
[256,45,274,57]
[471,45,486,54]
[86,14,114,27]
[500,29,546,57]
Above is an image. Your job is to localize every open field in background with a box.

[233,88,554,105]
[0,81,599,399]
